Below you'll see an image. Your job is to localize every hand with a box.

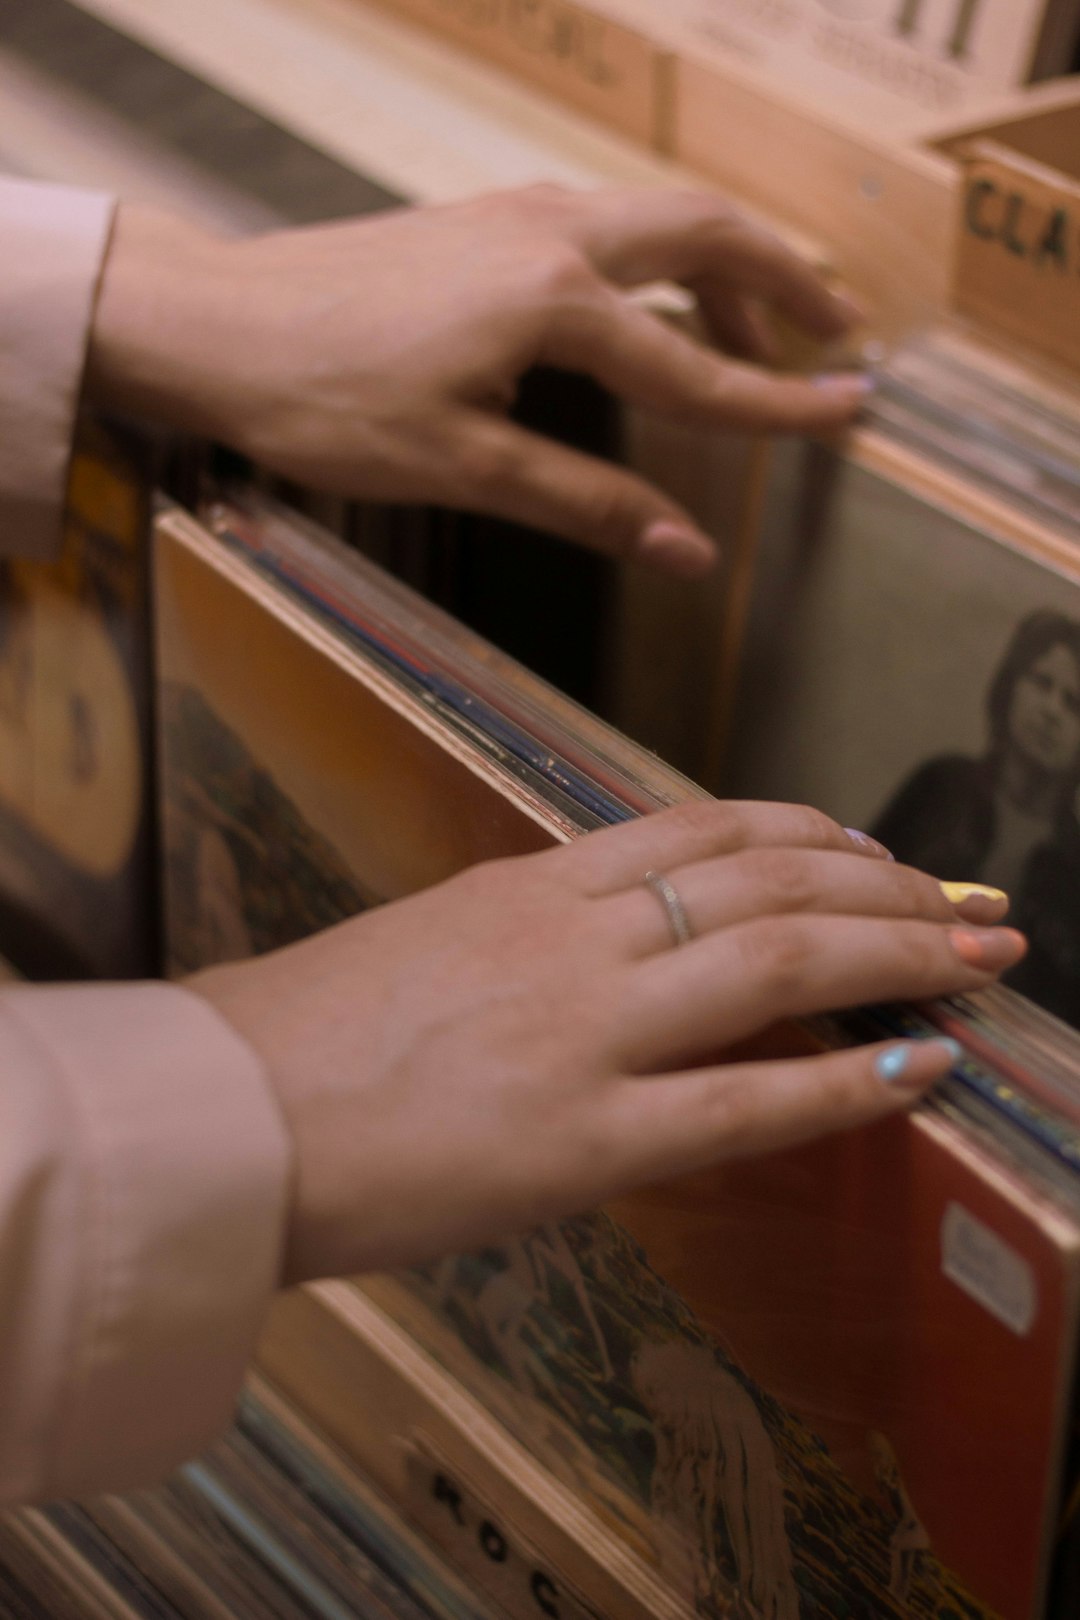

[86,187,867,577]
[190,801,1024,1286]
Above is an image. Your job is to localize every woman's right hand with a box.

[191,800,1024,1287]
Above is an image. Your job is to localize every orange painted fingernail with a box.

[949,927,1027,971]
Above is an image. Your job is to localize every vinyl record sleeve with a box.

[724,433,1080,1037]
[0,417,156,978]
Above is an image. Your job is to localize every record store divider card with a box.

[955,139,1080,377]
[156,495,1080,1620]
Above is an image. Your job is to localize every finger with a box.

[553,188,860,340]
[449,411,718,575]
[696,286,780,365]
[556,800,890,894]
[620,914,1028,1070]
[614,847,1009,958]
[540,291,870,433]
[601,1038,960,1190]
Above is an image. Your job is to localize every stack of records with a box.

[154,487,1078,1619]
[869,326,1080,540]
[0,1376,496,1619]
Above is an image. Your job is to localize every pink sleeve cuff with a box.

[0,981,291,1504]
[0,178,116,561]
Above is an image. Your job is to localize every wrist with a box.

[85,204,243,440]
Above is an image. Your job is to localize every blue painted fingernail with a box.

[875,1044,913,1083]
[876,1038,963,1086]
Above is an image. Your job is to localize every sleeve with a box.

[0,980,293,1507]
[0,177,116,562]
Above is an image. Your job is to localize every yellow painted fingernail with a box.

[940,882,1009,906]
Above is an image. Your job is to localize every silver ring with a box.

[643,869,692,948]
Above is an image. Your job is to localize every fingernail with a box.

[844,828,894,860]
[875,1044,914,1084]
[811,370,876,397]
[875,1038,962,1087]
[940,881,1009,908]
[639,521,717,579]
[949,927,1028,971]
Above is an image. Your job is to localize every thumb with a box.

[450,411,719,577]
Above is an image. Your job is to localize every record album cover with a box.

[725,440,1080,1035]
[0,417,155,978]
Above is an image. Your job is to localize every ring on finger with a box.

[643,869,693,948]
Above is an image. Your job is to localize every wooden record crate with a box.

[320,0,1080,347]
